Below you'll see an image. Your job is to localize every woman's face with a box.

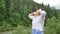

[32,9,40,16]
[35,11,40,16]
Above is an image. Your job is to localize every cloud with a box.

[55,4,60,9]
[33,0,60,9]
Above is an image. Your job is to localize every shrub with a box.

[12,25,31,34]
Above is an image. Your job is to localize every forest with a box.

[0,0,60,34]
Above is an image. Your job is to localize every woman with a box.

[28,9,46,34]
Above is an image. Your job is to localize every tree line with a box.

[0,0,58,31]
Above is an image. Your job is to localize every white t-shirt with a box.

[28,10,46,31]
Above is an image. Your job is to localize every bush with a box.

[12,25,31,34]
[12,17,60,34]
[0,21,15,32]
[44,16,60,34]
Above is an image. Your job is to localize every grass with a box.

[0,17,60,34]
[0,31,13,34]
[12,25,31,34]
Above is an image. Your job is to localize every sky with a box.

[33,0,60,9]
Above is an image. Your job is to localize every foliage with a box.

[44,16,60,34]
[12,17,60,34]
[12,25,31,34]
[0,0,60,34]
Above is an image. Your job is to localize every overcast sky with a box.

[33,0,60,9]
